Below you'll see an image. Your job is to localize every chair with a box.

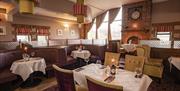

[141,45,164,79]
[125,55,145,72]
[136,46,145,56]
[104,52,120,66]
[86,76,123,91]
[52,65,87,91]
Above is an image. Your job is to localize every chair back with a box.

[52,64,76,91]
[104,52,120,66]
[142,45,151,58]
[86,76,123,91]
[125,55,145,72]
[136,46,145,56]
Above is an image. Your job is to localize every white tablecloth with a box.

[71,50,91,59]
[121,44,136,52]
[10,57,46,81]
[169,57,180,71]
[73,64,152,91]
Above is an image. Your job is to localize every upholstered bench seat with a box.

[0,68,17,84]
[145,58,163,67]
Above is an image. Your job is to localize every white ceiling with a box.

[69,0,144,18]
[3,0,169,22]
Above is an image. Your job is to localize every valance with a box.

[152,24,174,32]
[13,24,50,35]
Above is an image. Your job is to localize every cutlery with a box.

[75,67,84,72]
[104,76,115,83]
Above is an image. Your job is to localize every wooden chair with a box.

[125,55,145,72]
[52,65,87,91]
[141,45,164,79]
[86,76,123,91]
[104,52,120,66]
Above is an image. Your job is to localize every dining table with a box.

[169,56,180,72]
[73,64,152,91]
[71,50,91,59]
[10,57,46,81]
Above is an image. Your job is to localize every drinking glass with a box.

[22,53,30,61]
[134,67,142,78]
[96,59,102,68]
[84,58,89,65]
[31,52,35,57]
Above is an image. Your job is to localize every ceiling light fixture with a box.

[73,0,87,24]
[16,0,39,14]
[0,8,6,14]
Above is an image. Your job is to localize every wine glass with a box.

[22,53,30,61]
[134,67,142,78]
[31,52,35,57]
[96,59,102,68]
[84,58,89,65]
[84,53,89,65]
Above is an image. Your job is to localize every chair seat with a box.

[145,58,163,67]
[75,85,88,91]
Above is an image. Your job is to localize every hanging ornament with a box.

[73,0,87,23]
[16,0,39,14]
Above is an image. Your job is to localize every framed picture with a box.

[31,34,37,41]
[0,26,6,35]
[57,29,63,36]
[71,30,75,35]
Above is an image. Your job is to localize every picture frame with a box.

[71,30,75,35]
[0,26,6,35]
[31,34,37,41]
[57,29,63,36]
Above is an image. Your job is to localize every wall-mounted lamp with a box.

[64,23,69,28]
[0,8,6,14]
[132,23,138,29]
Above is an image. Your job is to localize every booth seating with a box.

[0,50,22,90]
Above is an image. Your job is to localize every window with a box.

[88,19,96,39]
[98,12,109,39]
[110,8,122,40]
[17,35,29,42]
[156,32,171,41]
[37,36,48,46]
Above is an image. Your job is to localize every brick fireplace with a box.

[121,0,152,44]
[122,31,151,44]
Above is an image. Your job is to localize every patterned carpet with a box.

[43,75,180,91]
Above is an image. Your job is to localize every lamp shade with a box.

[73,0,88,23]
[19,0,35,14]
[0,8,6,14]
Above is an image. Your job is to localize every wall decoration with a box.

[71,30,75,35]
[57,29,63,35]
[31,34,37,41]
[0,26,6,35]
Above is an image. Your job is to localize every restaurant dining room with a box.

[0,0,180,91]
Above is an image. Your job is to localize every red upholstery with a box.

[0,50,22,84]
[53,65,76,91]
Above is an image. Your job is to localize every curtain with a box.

[84,19,95,38]
[96,12,107,39]
[15,26,31,35]
[37,27,49,35]
[108,8,120,40]
[153,24,174,32]
[14,24,50,35]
